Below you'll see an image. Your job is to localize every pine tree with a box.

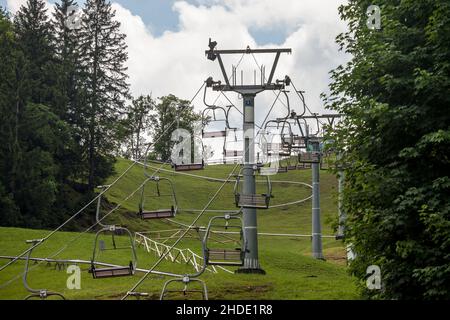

[53,0,85,183]
[14,0,57,107]
[78,0,130,190]
[0,8,21,225]
[7,1,79,228]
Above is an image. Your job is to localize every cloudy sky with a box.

[1,0,350,129]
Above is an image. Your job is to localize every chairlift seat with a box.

[140,206,175,219]
[206,248,244,266]
[297,163,312,169]
[225,150,243,157]
[174,163,204,171]
[235,193,270,209]
[258,167,277,175]
[91,262,134,279]
[292,136,307,148]
[298,151,320,163]
[277,166,288,173]
[268,148,291,157]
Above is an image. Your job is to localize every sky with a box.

[1,0,350,137]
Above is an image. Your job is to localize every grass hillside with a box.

[0,159,359,300]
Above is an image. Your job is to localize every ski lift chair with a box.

[90,225,137,279]
[291,135,307,149]
[264,119,293,157]
[138,175,178,220]
[223,127,243,163]
[23,239,65,300]
[203,215,246,266]
[160,276,208,300]
[298,151,320,163]
[89,185,137,278]
[174,160,205,171]
[234,171,272,209]
[201,105,230,138]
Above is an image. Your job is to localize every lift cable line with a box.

[122,162,241,300]
[0,51,278,289]
[0,80,207,274]
[0,74,219,287]
[2,39,344,299]
[22,239,65,300]
[136,160,313,207]
[0,161,168,290]
[123,57,292,298]
[124,87,282,298]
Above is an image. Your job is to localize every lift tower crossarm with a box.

[206,42,291,95]
[205,48,292,55]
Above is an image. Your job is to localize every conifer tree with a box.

[78,0,130,190]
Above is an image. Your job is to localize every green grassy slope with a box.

[0,159,359,300]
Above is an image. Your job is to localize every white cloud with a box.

[6,0,350,127]
[112,0,350,128]
[6,0,27,13]
[7,0,53,14]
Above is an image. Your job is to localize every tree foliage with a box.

[122,94,154,160]
[78,0,130,190]
[0,0,130,228]
[150,95,202,162]
[325,0,450,299]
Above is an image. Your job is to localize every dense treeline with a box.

[326,0,450,299]
[0,0,200,229]
[0,0,130,229]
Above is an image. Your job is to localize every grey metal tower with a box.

[205,39,291,274]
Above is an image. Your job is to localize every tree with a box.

[0,8,22,226]
[14,0,57,107]
[150,95,202,162]
[15,103,73,228]
[53,0,86,183]
[78,0,130,190]
[325,0,450,299]
[122,94,154,160]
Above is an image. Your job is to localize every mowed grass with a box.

[0,159,359,300]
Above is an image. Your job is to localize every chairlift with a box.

[257,130,286,174]
[160,276,208,300]
[223,128,243,163]
[172,110,205,171]
[174,160,205,172]
[22,239,65,300]
[291,134,307,149]
[298,151,320,164]
[90,186,137,279]
[264,119,293,157]
[234,169,272,209]
[138,175,178,219]
[201,105,230,138]
[203,215,246,266]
